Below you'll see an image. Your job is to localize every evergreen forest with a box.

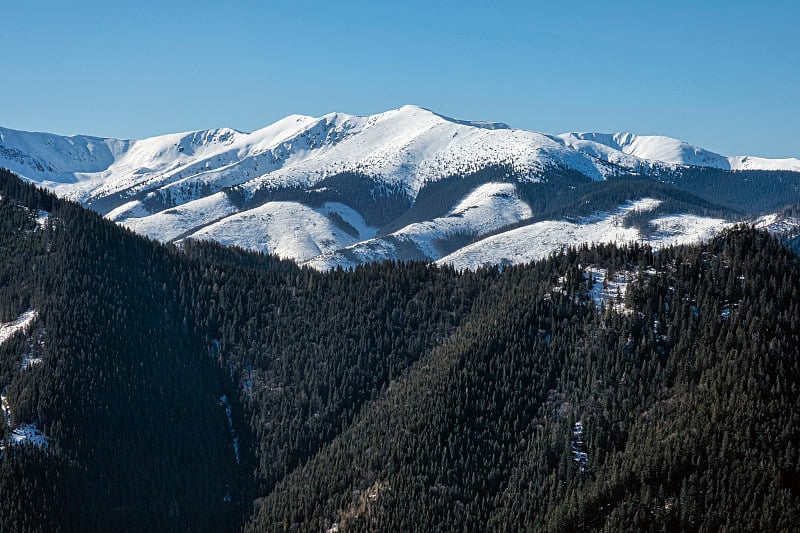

[0,168,798,531]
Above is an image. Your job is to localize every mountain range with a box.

[2,105,800,268]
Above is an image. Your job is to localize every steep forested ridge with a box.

[0,168,798,531]
[248,234,800,532]
[0,171,244,531]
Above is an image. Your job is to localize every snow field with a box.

[584,267,634,314]
[191,201,377,262]
[0,310,49,450]
[438,199,735,271]
[304,182,532,269]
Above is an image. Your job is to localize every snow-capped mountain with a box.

[0,106,619,205]
[2,105,799,270]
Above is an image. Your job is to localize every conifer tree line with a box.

[0,168,798,531]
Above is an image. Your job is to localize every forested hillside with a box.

[0,170,244,531]
[248,230,800,531]
[0,168,798,531]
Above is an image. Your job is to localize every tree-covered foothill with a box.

[0,168,798,531]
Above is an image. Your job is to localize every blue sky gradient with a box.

[2,0,797,157]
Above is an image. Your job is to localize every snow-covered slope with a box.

[437,199,731,270]
[117,192,238,242]
[557,132,800,172]
[755,212,800,235]
[191,201,376,262]
[2,106,798,270]
[304,182,532,269]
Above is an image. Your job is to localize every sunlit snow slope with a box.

[436,199,732,270]
[557,132,800,172]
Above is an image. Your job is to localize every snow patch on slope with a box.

[584,268,633,314]
[1,394,48,450]
[218,395,240,466]
[727,155,800,172]
[0,310,48,449]
[7,423,49,449]
[21,354,43,370]
[0,310,37,346]
[34,210,49,229]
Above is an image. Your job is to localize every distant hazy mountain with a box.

[3,105,800,268]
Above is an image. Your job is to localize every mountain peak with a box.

[395,105,511,130]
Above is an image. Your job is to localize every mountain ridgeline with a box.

[0,168,799,531]
[3,106,800,271]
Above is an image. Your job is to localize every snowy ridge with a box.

[557,132,800,172]
[437,199,657,270]
[2,106,797,269]
[7,107,798,205]
[755,213,800,235]
[225,105,618,205]
[118,192,238,242]
[437,199,733,271]
[0,126,130,187]
[3,106,622,211]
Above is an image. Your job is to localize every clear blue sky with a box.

[2,0,798,157]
